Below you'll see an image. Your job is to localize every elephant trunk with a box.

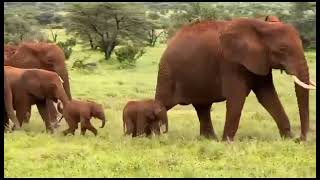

[57,102,64,123]
[161,110,168,133]
[57,66,72,100]
[290,59,313,141]
[100,117,106,128]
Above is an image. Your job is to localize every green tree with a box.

[289,2,316,49]
[145,12,165,46]
[64,3,150,60]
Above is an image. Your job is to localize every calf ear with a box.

[145,109,156,120]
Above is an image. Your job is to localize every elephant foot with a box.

[46,127,55,134]
[62,129,69,136]
[23,112,31,123]
[51,121,60,129]
[222,135,234,142]
[200,131,218,141]
[280,130,294,139]
[294,134,307,143]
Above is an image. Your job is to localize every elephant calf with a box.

[57,100,106,136]
[123,99,168,137]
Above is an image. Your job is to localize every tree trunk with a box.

[89,39,94,49]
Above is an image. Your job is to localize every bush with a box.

[4,29,47,44]
[56,38,76,60]
[114,45,145,68]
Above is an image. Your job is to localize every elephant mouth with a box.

[278,63,316,90]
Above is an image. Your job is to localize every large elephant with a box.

[155,18,316,141]
[4,72,20,130]
[4,42,72,126]
[4,66,69,132]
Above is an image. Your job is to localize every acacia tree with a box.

[64,3,150,60]
[145,12,166,46]
[165,2,217,39]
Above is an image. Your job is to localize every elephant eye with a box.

[279,45,288,52]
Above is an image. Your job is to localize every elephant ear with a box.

[22,71,44,98]
[145,109,156,120]
[220,23,270,76]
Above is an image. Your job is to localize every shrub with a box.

[56,38,76,60]
[72,58,97,72]
[114,44,145,68]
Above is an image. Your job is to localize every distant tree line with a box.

[4,2,316,63]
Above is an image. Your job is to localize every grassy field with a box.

[4,30,316,178]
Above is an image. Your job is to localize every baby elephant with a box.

[57,100,106,136]
[123,99,168,137]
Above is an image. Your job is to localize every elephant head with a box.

[4,42,72,100]
[220,18,316,141]
[87,100,106,128]
[22,69,70,106]
[145,101,168,133]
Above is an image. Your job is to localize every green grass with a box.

[4,30,316,178]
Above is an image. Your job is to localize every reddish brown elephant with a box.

[122,99,168,138]
[155,18,316,141]
[4,66,69,133]
[57,100,106,136]
[4,42,72,126]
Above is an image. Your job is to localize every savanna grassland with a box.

[4,29,316,178]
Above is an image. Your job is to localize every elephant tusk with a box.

[292,76,316,90]
[58,76,64,83]
[310,80,316,87]
[160,124,166,133]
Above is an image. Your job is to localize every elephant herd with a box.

[4,16,316,141]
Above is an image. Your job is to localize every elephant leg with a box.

[145,123,153,137]
[63,118,77,136]
[80,126,87,135]
[86,122,98,136]
[124,118,134,136]
[80,117,88,135]
[4,109,9,131]
[36,101,54,133]
[47,100,59,127]
[15,103,31,127]
[135,114,147,137]
[193,103,217,140]
[252,77,292,138]
[151,121,160,136]
[221,66,251,141]
[222,95,247,141]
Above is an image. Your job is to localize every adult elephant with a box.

[4,42,72,126]
[4,66,69,132]
[155,18,316,141]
